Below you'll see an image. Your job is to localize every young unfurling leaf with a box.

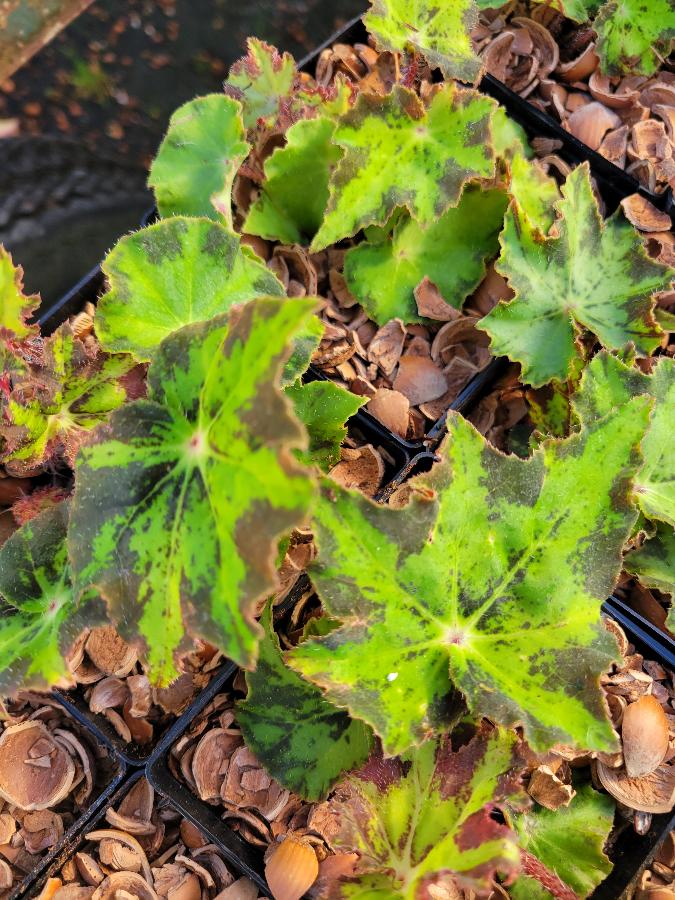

[364,0,482,83]
[244,116,342,245]
[321,726,526,896]
[311,84,496,251]
[69,298,318,685]
[509,785,614,899]
[237,604,373,802]
[0,246,39,342]
[1,324,137,471]
[225,38,297,130]
[286,381,366,472]
[290,401,649,756]
[97,217,283,362]
[573,352,674,527]
[0,503,105,695]
[344,186,508,324]
[480,164,671,387]
[148,94,249,226]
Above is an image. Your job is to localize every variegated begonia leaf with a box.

[148,94,249,227]
[1,323,137,471]
[594,0,675,76]
[237,603,373,801]
[69,298,318,685]
[285,380,366,472]
[509,785,614,900]
[322,726,526,897]
[573,352,675,527]
[0,246,39,342]
[364,0,482,83]
[344,186,508,325]
[625,523,674,597]
[311,84,497,251]
[224,38,297,131]
[480,164,670,387]
[97,217,283,362]
[244,116,341,245]
[290,401,650,756]
[0,503,106,695]
[281,314,325,388]
[491,108,532,160]
[475,0,599,21]
[508,154,559,234]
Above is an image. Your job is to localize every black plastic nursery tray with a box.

[19,766,268,900]
[9,725,126,900]
[304,14,675,224]
[141,596,675,900]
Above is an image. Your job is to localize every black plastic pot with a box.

[9,711,126,900]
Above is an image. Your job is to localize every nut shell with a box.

[622,695,669,778]
[265,837,319,900]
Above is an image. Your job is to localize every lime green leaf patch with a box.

[69,298,318,685]
[1,324,137,470]
[508,154,560,234]
[625,523,674,597]
[344,186,507,324]
[244,116,341,245]
[148,94,249,226]
[0,246,39,341]
[0,504,106,695]
[286,380,366,472]
[237,604,373,802]
[364,0,482,83]
[311,84,496,251]
[510,785,614,900]
[573,352,675,527]
[480,164,670,386]
[225,38,297,130]
[97,217,283,362]
[325,726,526,897]
[290,402,649,756]
[594,0,675,76]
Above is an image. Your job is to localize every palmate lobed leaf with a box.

[343,186,508,325]
[97,217,284,363]
[1,323,137,470]
[572,352,675,527]
[0,245,39,342]
[244,116,342,245]
[480,164,671,387]
[69,298,318,685]
[237,604,373,802]
[290,401,650,756]
[311,84,497,251]
[323,726,526,897]
[509,785,614,899]
[0,503,106,695]
[593,0,675,76]
[224,38,297,130]
[364,0,482,83]
[148,94,249,227]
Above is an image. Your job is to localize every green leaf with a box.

[290,401,650,756]
[364,0,482,82]
[480,164,670,387]
[281,315,325,388]
[69,298,318,685]
[492,108,533,160]
[0,504,106,695]
[343,186,508,325]
[594,0,675,76]
[326,726,526,896]
[528,387,571,441]
[572,352,675,526]
[236,604,373,802]
[625,523,675,596]
[1,324,137,470]
[225,38,297,130]
[286,380,366,472]
[244,116,342,245]
[510,785,614,900]
[97,217,284,362]
[311,84,497,251]
[0,245,39,341]
[148,94,249,227]
[508,154,560,234]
